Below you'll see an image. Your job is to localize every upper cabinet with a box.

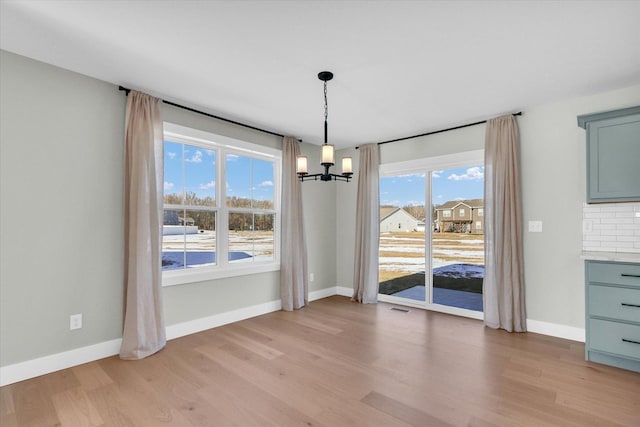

[578,106,640,203]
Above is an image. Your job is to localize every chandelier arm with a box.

[297,172,352,182]
[330,174,351,182]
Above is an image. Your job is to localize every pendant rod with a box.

[324,119,328,144]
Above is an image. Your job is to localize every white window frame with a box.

[459,208,465,216]
[162,122,281,287]
[443,210,452,218]
[379,149,484,320]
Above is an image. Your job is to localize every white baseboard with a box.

[0,288,341,387]
[165,299,282,340]
[336,286,352,297]
[0,338,122,387]
[339,286,585,342]
[309,286,338,301]
[0,286,585,386]
[526,319,585,342]
[167,287,340,341]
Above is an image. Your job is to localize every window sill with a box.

[162,262,281,287]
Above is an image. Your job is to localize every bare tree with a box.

[403,204,426,221]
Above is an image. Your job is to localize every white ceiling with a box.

[1,1,639,149]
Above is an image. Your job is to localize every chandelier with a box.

[296,71,353,182]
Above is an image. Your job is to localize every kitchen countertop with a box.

[581,251,640,263]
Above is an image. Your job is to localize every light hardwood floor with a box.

[2,296,639,426]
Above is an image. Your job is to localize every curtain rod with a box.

[356,112,522,149]
[118,86,299,141]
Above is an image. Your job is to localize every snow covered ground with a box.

[379,231,484,279]
[162,230,274,270]
[433,263,484,278]
[433,249,484,258]
[378,258,484,277]
[162,230,216,251]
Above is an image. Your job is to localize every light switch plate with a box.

[528,220,543,233]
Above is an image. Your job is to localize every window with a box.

[162,123,281,286]
[459,208,465,216]
[443,210,452,218]
[476,221,482,230]
[478,208,484,217]
[226,153,276,264]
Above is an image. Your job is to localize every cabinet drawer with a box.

[587,261,640,288]
[589,319,640,360]
[588,285,640,323]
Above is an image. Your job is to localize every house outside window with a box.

[443,210,452,218]
[476,221,482,230]
[459,208,465,216]
[478,208,484,217]
[162,123,281,286]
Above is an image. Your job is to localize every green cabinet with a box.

[585,260,640,372]
[578,106,640,203]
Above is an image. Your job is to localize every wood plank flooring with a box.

[2,296,639,426]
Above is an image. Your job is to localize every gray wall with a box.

[518,86,640,328]
[0,50,336,367]
[1,50,125,366]
[336,85,640,329]
[335,146,358,294]
[299,143,337,293]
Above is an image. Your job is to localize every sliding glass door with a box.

[379,173,427,305]
[378,151,485,319]
[431,166,484,314]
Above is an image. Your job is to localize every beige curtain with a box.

[280,136,308,311]
[352,143,380,304]
[120,91,166,359]
[483,115,526,332]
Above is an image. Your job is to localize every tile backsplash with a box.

[582,202,640,253]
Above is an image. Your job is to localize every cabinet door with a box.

[587,113,640,203]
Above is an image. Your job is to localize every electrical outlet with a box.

[309,273,315,282]
[70,314,82,330]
